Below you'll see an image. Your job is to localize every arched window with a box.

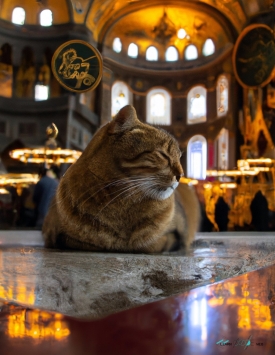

[185,45,198,60]
[40,9,53,27]
[217,128,229,170]
[12,7,25,25]
[146,88,171,125]
[146,46,158,61]
[111,81,132,117]
[128,43,138,58]
[35,84,49,101]
[113,38,122,53]
[0,44,13,98]
[187,135,207,180]
[202,39,215,56]
[187,86,207,124]
[165,46,178,61]
[15,47,35,98]
[217,75,229,117]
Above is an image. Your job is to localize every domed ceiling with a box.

[0,0,272,42]
[102,5,232,57]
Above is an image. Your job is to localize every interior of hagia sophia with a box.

[2,3,275,348]
[0,0,274,232]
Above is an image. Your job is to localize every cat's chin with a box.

[155,181,179,201]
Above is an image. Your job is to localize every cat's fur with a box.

[42,105,200,253]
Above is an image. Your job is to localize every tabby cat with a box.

[42,105,200,253]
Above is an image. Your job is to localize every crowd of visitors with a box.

[195,182,273,232]
[0,174,274,232]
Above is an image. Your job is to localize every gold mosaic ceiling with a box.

[0,0,272,43]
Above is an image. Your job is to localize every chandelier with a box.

[9,123,82,166]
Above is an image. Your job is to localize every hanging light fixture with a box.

[9,123,82,166]
[177,28,187,39]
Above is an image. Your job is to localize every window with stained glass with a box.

[187,135,207,179]
[12,7,25,25]
[187,86,207,124]
[146,88,171,125]
[217,75,229,117]
[111,81,132,117]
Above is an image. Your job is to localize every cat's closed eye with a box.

[156,150,171,163]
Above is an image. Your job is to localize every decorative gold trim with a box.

[232,24,274,89]
[51,40,103,93]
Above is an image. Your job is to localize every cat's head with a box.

[78,105,183,201]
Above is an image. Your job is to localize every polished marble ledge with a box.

[1,230,275,319]
[1,262,275,355]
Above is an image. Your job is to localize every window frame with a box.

[187,135,207,180]
[187,85,207,124]
[146,87,171,126]
[111,81,133,118]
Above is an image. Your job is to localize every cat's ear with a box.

[108,105,138,134]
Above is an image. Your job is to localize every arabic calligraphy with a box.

[52,40,103,93]
[233,24,275,89]
[58,48,95,89]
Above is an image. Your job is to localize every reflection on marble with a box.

[1,263,275,354]
[2,232,275,318]
[5,305,70,340]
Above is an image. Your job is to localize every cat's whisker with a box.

[78,177,147,208]
[92,183,142,218]
[101,179,153,206]
[78,176,157,207]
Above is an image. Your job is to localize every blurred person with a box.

[214,189,230,232]
[250,190,269,231]
[33,165,59,228]
[195,182,214,232]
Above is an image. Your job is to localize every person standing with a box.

[33,165,59,228]
[250,190,269,231]
[214,193,230,232]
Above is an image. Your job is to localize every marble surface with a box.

[1,231,275,319]
[1,262,275,355]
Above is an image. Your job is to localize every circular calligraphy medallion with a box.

[233,24,275,89]
[51,40,103,93]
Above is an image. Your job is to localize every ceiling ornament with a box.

[9,123,82,167]
[232,24,275,88]
[152,10,177,45]
[51,40,103,93]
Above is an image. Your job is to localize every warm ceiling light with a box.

[0,188,10,194]
[0,173,39,185]
[177,28,186,39]
[206,169,259,176]
[220,183,237,189]
[246,158,273,164]
[203,183,212,189]
[9,148,82,165]
[180,177,198,185]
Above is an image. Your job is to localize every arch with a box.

[40,9,53,27]
[165,46,178,61]
[15,47,35,98]
[111,81,132,117]
[146,46,158,61]
[185,45,198,60]
[128,43,138,58]
[187,86,207,124]
[217,128,229,170]
[35,84,49,101]
[216,75,229,117]
[0,43,13,98]
[187,135,207,180]
[146,88,171,125]
[202,39,215,56]
[12,7,25,25]
[112,38,122,53]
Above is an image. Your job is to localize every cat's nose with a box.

[176,175,181,182]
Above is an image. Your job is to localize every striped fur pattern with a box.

[42,105,200,253]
